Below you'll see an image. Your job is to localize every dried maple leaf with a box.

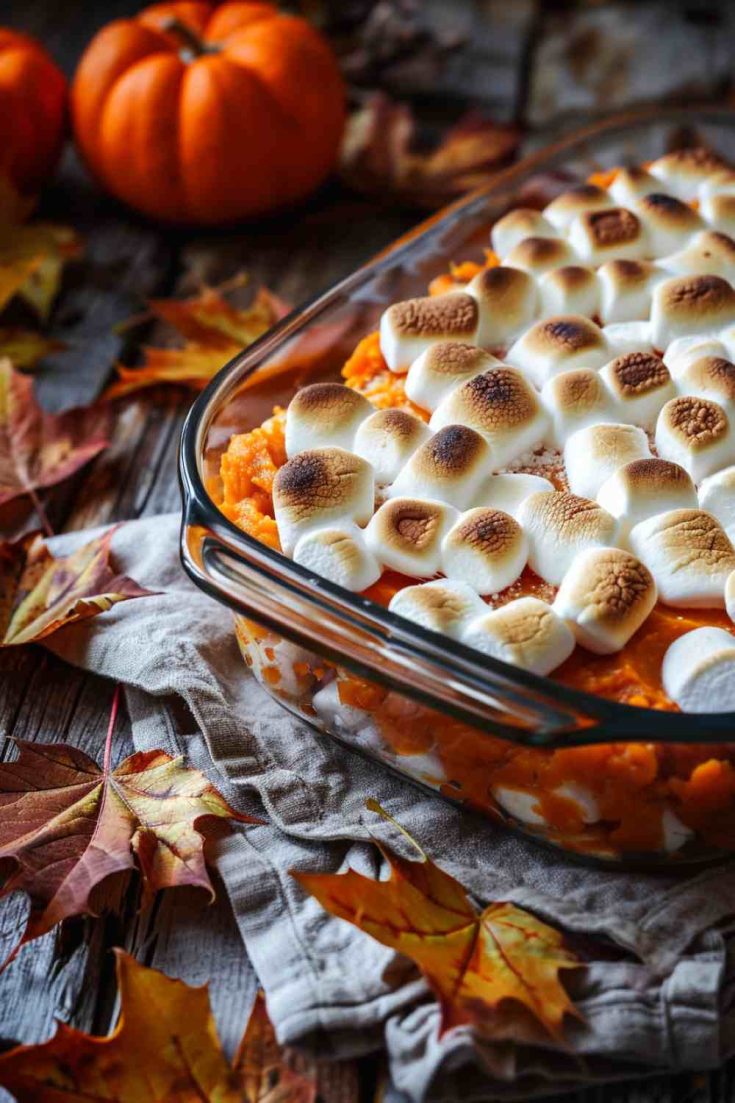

[0,688,259,965]
[294,802,580,1040]
[340,93,521,208]
[0,326,62,368]
[0,950,244,1102]
[0,526,152,646]
[0,357,110,510]
[236,991,316,1103]
[0,220,81,320]
[106,281,290,398]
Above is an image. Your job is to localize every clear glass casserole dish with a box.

[180,107,735,869]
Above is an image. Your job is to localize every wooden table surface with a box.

[2,3,735,1101]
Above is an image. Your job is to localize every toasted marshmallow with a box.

[441,508,528,594]
[467,266,538,348]
[353,408,431,484]
[293,525,380,592]
[405,343,500,413]
[541,369,617,447]
[568,207,647,264]
[388,578,486,638]
[728,569,735,623]
[380,293,479,373]
[609,166,668,205]
[543,184,615,231]
[389,424,492,509]
[698,465,735,539]
[596,458,697,530]
[700,193,735,238]
[699,169,735,199]
[504,235,577,275]
[473,472,555,516]
[603,320,654,356]
[538,265,600,318]
[629,508,735,607]
[517,490,619,585]
[564,422,651,500]
[662,626,735,711]
[285,383,372,458]
[649,148,728,200]
[506,315,608,387]
[273,448,375,555]
[461,596,575,676]
[553,547,657,654]
[633,192,702,255]
[677,355,735,413]
[430,367,548,467]
[658,230,735,283]
[491,208,556,258]
[597,259,662,324]
[365,497,457,577]
[650,274,735,349]
[664,334,729,377]
[655,395,735,481]
[599,351,675,429]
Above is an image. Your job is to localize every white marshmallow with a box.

[664,335,728,378]
[603,320,654,357]
[379,292,479,373]
[543,184,614,231]
[506,314,609,387]
[517,490,620,586]
[633,192,702,255]
[661,808,695,854]
[491,208,556,258]
[467,266,538,348]
[285,383,372,458]
[698,169,735,199]
[429,367,548,467]
[365,497,457,577]
[353,408,431,484]
[649,148,729,200]
[658,230,735,283]
[538,265,600,318]
[568,207,647,264]
[553,546,657,654]
[599,351,675,429]
[564,422,651,500]
[473,472,555,516]
[405,343,500,413]
[389,425,492,510]
[698,465,735,540]
[441,508,528,595]
[700,193,735,238]
[541,369,618,447]
[273,448,375,556]
[662,626,735,711]
[504,235,577,275]
[676,355,735,414]
[293,525,381,592]
[461,596,575,676]
[650,274,735,350]
[596,458,698,531]
[629,508,735,608]
[727,568,735,623]
[609,166,669,206]
[655,396,735,482]
[491,786,547,827]
[597,259,663,324]
[388,578,486,638]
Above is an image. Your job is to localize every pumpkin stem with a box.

[162,17,216,59]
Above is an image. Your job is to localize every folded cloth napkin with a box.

[45,514,735,1100]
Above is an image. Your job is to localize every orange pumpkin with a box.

[0,29,67,198]
[71,1,347,225]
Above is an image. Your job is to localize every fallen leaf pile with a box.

[106,282,290,398]
[295,802,580,1039]
[0,526,150,646]
[340,92,521,207]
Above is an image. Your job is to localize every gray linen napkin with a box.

[44,514,735,1100]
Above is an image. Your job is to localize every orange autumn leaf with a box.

[106,281,290,398]
[0,950,244,1102]
[0,219,81,320]
[0,526,152,647]
[0,689,259,965]
[294,802,580,1040]
[0,358,110,509]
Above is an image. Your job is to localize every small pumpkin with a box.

[0,29,67,200]
[71,1,347,225]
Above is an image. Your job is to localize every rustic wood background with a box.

[2,2,735,1100]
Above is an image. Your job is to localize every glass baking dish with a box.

[180,107,735,868]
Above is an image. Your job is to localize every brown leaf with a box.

[0,327,63,368]
[340,93,521,208]
[294,802,580,1040]
[235,991,316,1103]
[0,526,151,646]
[0,951,244,1101]
[0,220,81,320]
[106,281,289,398]
[0,358,109,509]
[0,689,259,964]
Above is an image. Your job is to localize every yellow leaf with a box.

[0,220,81,320]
